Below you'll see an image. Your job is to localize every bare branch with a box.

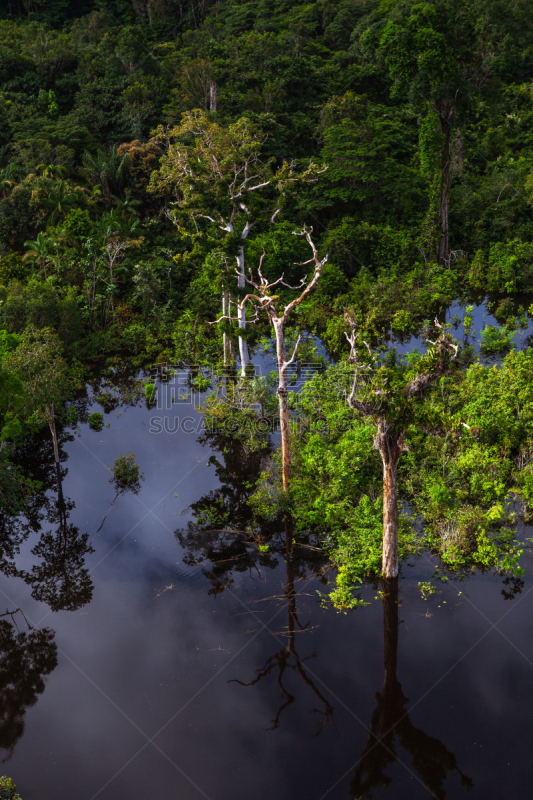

[246,180,271,193]
[281,334,302,374]
[280,277,307,290]
[208,313,240,326]
[241,218,254,240]
[281,228,327,323]
[363,341,373,359]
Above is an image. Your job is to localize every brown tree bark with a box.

[374,420,408,580]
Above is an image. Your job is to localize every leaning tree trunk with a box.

[273,319,291,491]
[375,420,407,579]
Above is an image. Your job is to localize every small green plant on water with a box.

[463,305,474,335]
[418,581,436,600]
[0,776,22,799]
[88,411,104,432]
[144,382,156,400]
[110,453,144,490]
[258,544,269,553]
[191,373,210,392]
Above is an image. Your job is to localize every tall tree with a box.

[364,0,532,265]
[4,328,76,499]
[345,314,457,578]
[149,110,325,374]
[213,228,326,491]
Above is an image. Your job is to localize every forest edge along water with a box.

[2,0,533,798]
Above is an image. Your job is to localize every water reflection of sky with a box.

[4,318,533,800]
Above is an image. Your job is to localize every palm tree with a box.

[0,163,25,199]
[80,146,130,206]
[23,232,57,278]
[111,189,141,217]
[37,163,67,180]
[97,208,141,242]
[48,181,79,225]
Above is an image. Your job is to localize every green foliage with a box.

[1,325,82,445]
[143,383,156,400]
[1,0,533,615]
[110,452,143,489]
[418,581,436,600]
[0,253,28,284]
[0,776,21,800]
[88,411,104,431]
[0,280,82,348]
[480,325,515,357]
[486,240,533,294]
[327,496,415,610]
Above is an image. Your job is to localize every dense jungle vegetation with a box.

[2,0,533,606]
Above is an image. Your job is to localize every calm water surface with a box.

[2,359,533,800]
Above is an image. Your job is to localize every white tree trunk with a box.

[273,320,291,491]
[237,244,249,376]
[222,291,228,366]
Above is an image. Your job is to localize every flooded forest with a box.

[1,1,533,798]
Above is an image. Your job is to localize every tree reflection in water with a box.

[179,431,477,786]
[351,579,473,799]
[176,430,333,731]
[0,426,93,758]
[177,429,276,595]
[20,430,94,612]
[230,521,334,734]
[0,611,57,761]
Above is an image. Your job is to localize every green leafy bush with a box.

[88,411,104,431]
[0,776,22,800]
[110,453,143,490]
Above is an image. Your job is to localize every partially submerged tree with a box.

[345,314,458,578]
[149,110,325,374]
[212,228,327,491]
[4,328,77,501]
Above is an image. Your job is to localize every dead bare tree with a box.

[150,111,327,376]
[211,227,327,490]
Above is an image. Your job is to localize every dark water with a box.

[393,300,533,359]
[3,356,533,800]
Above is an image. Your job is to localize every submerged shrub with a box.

[0,776,22,800]
[88,411,104,432]
[110,452,143,490]
[480,324,514,356]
